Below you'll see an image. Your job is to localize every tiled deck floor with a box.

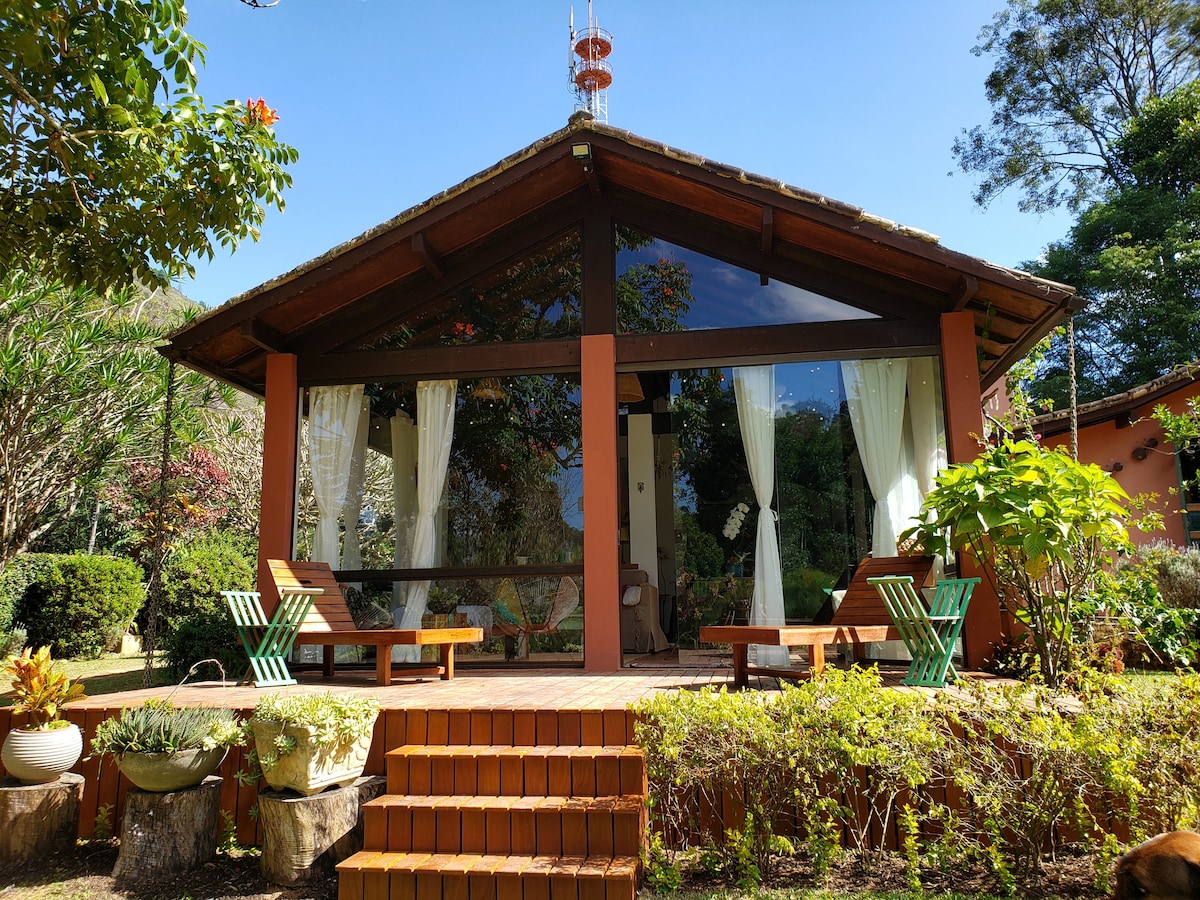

[62,658,973,713]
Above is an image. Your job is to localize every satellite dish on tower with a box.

[568,1,613,122]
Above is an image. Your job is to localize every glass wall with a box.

[647,357,945,652]
[296,374,584,666]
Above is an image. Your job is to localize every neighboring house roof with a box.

[164,113,1080,395]
[1030,362,1200,436]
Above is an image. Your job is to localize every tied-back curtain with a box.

[396,380,457,661]
[390,410,417,615]
[841,359,909,554]
[310,384,365,566]
[733,366,788,668]
[341,396,371,581]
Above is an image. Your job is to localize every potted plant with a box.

[247,692,379,796]
[90,700,243,792]
[2,646,87,784]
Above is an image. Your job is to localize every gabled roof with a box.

[164,114,1079,394]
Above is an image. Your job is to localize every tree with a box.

[0,271,229,572]
[954,0,1200,212]
[0,0,298,291]
[1025,81,1200,402]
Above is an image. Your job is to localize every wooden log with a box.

[258,775,386,886]
[112,775,222,884]
[0,773,83,867]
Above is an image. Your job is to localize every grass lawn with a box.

[1,652,174,705]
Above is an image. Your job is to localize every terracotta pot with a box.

[116,747,227,792]
[1,723,83,785]
[251,721,372,796]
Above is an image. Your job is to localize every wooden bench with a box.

[267,560,483,686]
[700,555,935,687]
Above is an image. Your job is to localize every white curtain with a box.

[341,397,371,579]
[396,380,457,661]
[907,357,946,510]
[841,359,909,555]
[390,410,418,615]
[733,366,789,668]
[310,384,365,566]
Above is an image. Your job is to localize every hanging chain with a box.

[1068,315,1079,461]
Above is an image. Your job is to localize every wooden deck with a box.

[2,662,967,899]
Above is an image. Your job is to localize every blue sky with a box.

[181,0,1074,308]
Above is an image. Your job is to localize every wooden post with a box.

[113,776,223,884]
[258,353,300,605]
[940,310,1002,668]
[0,773,83,865]
[258,775,386,886]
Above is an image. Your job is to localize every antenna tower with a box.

[568,2,612,122]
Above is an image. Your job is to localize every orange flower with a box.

[243,97,280,126]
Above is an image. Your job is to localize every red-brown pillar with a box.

[939,311,1001,668]
[581,334,621,670]
[257,353,299,604]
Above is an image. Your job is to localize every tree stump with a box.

[0,773,83,867]
[112,775,222,884]
[259,775,386,886]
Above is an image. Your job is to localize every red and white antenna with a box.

[568,2,612,122]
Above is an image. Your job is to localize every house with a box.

[162,113,1080,671]
[1029,362,1200,548]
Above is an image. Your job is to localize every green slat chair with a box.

[866,575,979,687]
[223,586,323,688]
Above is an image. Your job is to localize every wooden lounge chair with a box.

[266,559,483,686]
[868,575,978,687]
[699,554,935,687]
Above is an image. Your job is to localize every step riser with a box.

[364,801,645,856]
[386,748,646,798]
[338,854,638,900]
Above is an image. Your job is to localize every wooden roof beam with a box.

[240,319,290,353]
[411,232,445,279]
[760,206,773,286]
[951,275,978,311]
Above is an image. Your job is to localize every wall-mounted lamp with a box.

[571,142,592,161]
[1131,437,1160,461]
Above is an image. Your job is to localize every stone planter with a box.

[251,722,371,797]
[116,747,228,793]
[1,723,83,785]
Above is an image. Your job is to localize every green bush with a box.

[163,607,246,683]
[157,529,257,635]
[1084,565,1200,668]
[19,555,144,659]
[1134,541,1200,610]
[781,567,836,620]
[0,553,57,635]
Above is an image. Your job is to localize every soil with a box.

[0,842,1108,900]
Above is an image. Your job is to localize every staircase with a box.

[337,715,647,900]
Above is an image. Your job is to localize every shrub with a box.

[1133,541,1200,610]
[164,608,245,682]
[781,567,836,620]
[1082,565,1200,668]
[157,529,256,635]
[0,553,57,635]
[19,555,144,659]
[904,438,1134,686]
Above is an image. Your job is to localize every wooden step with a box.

[388,708,637,748]
[363,794,646,856]
[385,745,646,797]
[337,851,639,900]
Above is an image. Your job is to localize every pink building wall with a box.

[1041,380,1199,548]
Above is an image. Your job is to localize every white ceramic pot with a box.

[1,723,83,785]
[251,721,372,796]
[117,747,228,792]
